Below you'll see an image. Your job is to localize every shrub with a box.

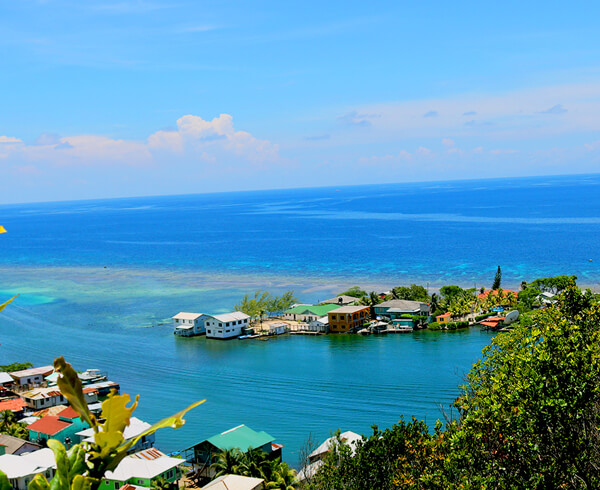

[427,322,441,330]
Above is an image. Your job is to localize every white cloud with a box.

[0,136,23,144]
[0,114,282,168]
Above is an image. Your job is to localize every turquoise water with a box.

[1,174,599,464]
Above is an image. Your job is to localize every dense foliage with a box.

[0,361,33,372]
[211,448,296,489]
[234,290,298,319]
[308,282,600,489]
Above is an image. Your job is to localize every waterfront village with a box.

[0,275,574,489]
[172,283,558,340]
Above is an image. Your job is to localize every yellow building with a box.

[328,306,370,333]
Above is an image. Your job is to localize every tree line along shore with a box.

[230,271,587,336]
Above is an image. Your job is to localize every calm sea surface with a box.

[1,174,599,465]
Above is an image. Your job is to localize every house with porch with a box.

[205,312,250,339]
[9,366,54,388]
[173,312,206,336]
[99,448,183,490]
[0,447,55,490]
[328,305,370,333]
[373,300,430,326]
[184,424,280,472]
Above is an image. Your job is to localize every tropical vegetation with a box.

[307,281,600,489]
[211,447,296,489]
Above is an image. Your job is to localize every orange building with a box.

[436,312,451,324]
[328,305,370,333]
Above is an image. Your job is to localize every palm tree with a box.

[237,448,271,479]
[265,461,297,489]
[0,409,16,429]
[211,448,244,477]
[429,293,440,313]
[358,291,382,319]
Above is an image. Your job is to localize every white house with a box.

[308,316,329,333]
[296,431,362,483]
[205,312,250,339]
[268,323,287,335]
[0,448,55,490]
[172,312,205,336]
[201,474,264,490]
[9,366,54,387]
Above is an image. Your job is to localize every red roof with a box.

[57,406,80,420]
[0,398,27,412]
[436,312,451,319]
[27,415,71,436]
[477,289,518,300]
[82,387,98,394]
[481,320,502,328]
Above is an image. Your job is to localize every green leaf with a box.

[48,439,70,490]
[0,294,18,313]
[0,472,12,490]
[112,399,205,469]
[28,474,51,490]
[53,357,96,429]
[99,393,138,438]
[70,475,94,490]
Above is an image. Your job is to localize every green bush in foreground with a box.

[308,282,600,489]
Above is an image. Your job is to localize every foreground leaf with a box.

[53,357,96,428]
[0,295,18,313]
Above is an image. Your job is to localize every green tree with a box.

[359,292,383,319]
[338,286,367,299]
[492,265,502,290]
[389,285,429,302]
[0,361,33,372]
[265,460,297,489]
[211,448,244,477]
[309,281,600,489]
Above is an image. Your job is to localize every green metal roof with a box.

[207,425,275,451]
[284,304,341,316]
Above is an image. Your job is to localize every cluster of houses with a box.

[0,365,177,490]
[0,363,295,490]
[173,295,432,339]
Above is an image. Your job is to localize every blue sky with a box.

[1,0,600,203]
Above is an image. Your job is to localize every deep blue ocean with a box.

[0,173,599,465]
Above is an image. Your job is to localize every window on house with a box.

[219,323,223,327]
[176,319,179,323]
[114,482,120,489]
[207,330,211,334]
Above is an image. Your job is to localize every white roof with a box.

[76,416,151,441]
[172,312,203,320]
[0,372,13,384]
[309,431,362,459]
[210,311,250,323]
[201,474,264,490]
[296,460,324,482]
[175,325,194,330]
[0,448,55,478]
[105,449,182,480]
[21,386,64,399]
[10,366,54,379]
